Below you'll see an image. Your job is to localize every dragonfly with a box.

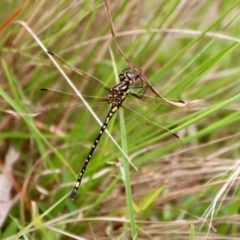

[37,51,184,200]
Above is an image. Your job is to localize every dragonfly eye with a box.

[126,72,135,80]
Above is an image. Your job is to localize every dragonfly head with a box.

[119,69,139,83]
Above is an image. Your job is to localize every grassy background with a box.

[1,0,240,239]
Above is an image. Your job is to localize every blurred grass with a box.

[1,0,240,239]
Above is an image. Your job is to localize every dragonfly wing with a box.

[40,51,110,97]
[116,105,182,154]
[124,94,188,126]
[34,88,111,126]
[36,51,114,127]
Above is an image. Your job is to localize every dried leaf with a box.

[0,146,20,227]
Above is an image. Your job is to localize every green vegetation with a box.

[1,1,240,239]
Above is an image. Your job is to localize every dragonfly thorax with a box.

[108,84,129,107]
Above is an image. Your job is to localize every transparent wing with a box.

[34,88,111,126]
[40,51,110,97]
[35,51,114,126]
[115,105,182,153]
[124,94,188,126]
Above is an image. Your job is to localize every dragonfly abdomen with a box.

[70,105,119,200]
